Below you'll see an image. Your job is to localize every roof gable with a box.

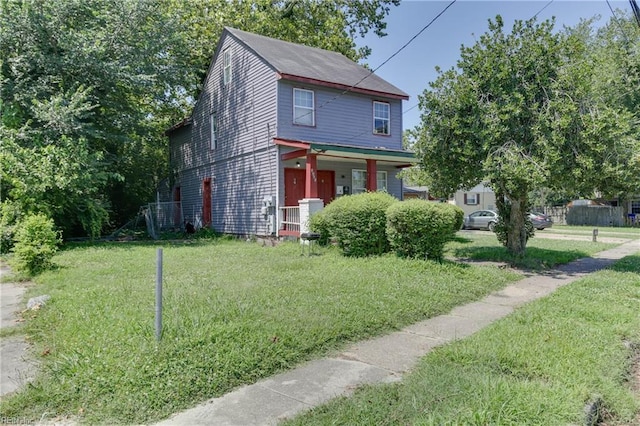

[225,27,409,100]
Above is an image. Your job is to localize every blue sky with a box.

[358,0,633,131]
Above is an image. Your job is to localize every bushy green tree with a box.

[413,15,640,256]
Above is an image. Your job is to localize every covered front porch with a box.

[275,138,416,237]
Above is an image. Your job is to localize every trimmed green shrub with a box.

[445,203,465,232]
[322,192,398,257]
[308,209,331,246]
[12,213,62,275]
[386,200,463,261]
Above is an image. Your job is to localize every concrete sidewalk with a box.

[156,239,640,426]
[0,264,37,398]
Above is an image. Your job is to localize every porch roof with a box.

[274,138,417,166]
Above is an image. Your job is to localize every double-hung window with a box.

[223,49,232,85]
[373,101,390,135]
[210,113,217,150]
[465,193,479,205]
[293,88,314,126]
[376,171,388,191]
[352,170,388,194]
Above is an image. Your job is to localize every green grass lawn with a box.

[0,231,631,424]
[546,224,640,238]
[448,232,615,269]
[285,254,640,425]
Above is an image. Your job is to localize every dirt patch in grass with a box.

[602,343,640,426]
[625,349,640,425]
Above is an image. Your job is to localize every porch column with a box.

[305,153,318,198]
[366,159,377,192]
[299,198,324,237]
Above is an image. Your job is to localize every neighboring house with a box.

[403,186,429,200]
[166,27,414,237]
[450,183,496,216]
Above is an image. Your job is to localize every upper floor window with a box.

[464,193,479,205]
[373,101,390,135]
[223,49,232,85]
[352,169,388,194]
[293,88,314,126]
[210,113,217,150]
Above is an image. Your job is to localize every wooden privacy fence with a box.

[535,205,627,227]
[536,206,568,226]
[565,205,625,227]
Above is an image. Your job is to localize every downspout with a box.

[252,83,259,236]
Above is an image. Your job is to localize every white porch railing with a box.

[279,206,300,236]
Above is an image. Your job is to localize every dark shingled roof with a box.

[225,27,409,100]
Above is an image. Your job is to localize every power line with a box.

[533,0,554,19]
[369,0,457,77]
[606,0,631,44]
[334,1,457,142]
[313,0,457,116]
[630,0,640,28]
[403,103,419,114]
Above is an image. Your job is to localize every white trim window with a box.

[293,88,314,126]
[373,101,390,135]
[223,48,232,85]
[352,170,366,194]
[210,113,217,150]
[631,200,640,214]
[352,169,388,194]
[377,171,388,191]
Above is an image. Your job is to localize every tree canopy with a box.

[413,14,640,255]
[1,0,399,240]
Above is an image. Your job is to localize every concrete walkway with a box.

[156,239,640,426]
[0,264,37,398]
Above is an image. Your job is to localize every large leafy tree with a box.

[1,0,191,237]
[413,15,640,256]
[1,0,398,239]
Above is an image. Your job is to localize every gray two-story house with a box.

[166,27,415,237]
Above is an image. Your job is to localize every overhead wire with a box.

[606,0,632,43]
[629,0,640,28]
[533,0,554,19]
[336,1,457,142]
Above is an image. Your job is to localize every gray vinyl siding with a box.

[169,29,408,236]
[169,126,192,173]
[169,32,279,235]
[276,80,403,150]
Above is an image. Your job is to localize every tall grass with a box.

[286,254,640,425]
[0,239,519,424]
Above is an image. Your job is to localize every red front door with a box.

[317,170,335,206]
[285,169,335,206]
[284,169,306,206]
[202,178,211,226]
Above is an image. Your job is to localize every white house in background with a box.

[451,183,496,216]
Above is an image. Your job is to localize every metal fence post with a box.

[156,248,163,341]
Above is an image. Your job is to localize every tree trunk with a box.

[506,196,528,257]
